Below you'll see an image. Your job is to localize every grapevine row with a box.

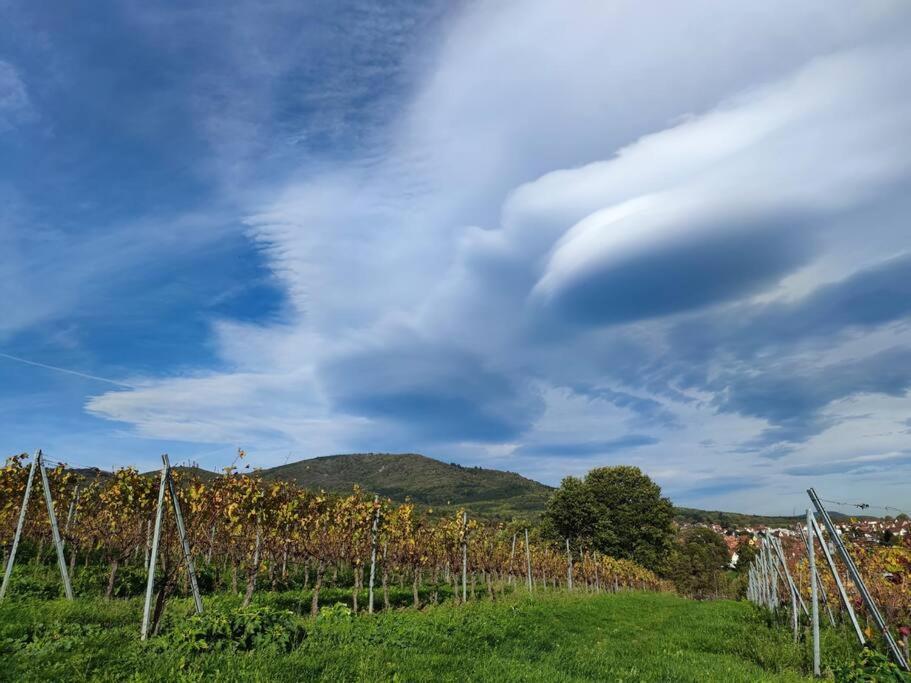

[0,455,664,620]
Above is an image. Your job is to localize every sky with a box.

[2,1,911,515]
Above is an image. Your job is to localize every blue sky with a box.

[2,1,911,514]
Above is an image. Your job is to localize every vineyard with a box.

[2,452,909,681]
[742,497,911,679]
[0,453,662,637]
[770,532,911,640]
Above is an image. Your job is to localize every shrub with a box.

[7,566,65,599]
[161,605,306,654]
[833,646,911,682]
[72,565,148,598]
[1,620,103,655]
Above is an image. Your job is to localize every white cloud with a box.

[83,1,911,510]
[0,61,32,132]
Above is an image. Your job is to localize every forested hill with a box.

[674,506,862,528]
[260,453,553,520]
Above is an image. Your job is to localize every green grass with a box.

[0,590,859,682]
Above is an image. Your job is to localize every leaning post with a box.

[808,488,909,671]
[165,455,203,615]
[0,452,38,602]
[38,450,73,600]
[141,459,168,640]
[772,536,806,616]
[810,515,863,643]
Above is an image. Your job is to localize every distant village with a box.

[682,515,911,568]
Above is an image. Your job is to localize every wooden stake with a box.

[368,495,380,614]
[461,512,468,603]
[524,528,532,592]
[509,533,516,586]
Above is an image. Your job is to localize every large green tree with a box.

[543,466,674,572]
[667,527,731,597]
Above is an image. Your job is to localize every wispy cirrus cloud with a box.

[0,61,32,131]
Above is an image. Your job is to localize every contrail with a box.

[0,351,135,389]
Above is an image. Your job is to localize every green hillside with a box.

[260,453,552,520]
[674,506,863,528]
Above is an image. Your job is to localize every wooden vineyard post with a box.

[524,528,532,591]
[808,509,820,677]
[565,538,573,591]
[461,512,468,604]
[164,455,203,615]
[0,452,38,602]
[809,488,909,671]
[141,462,168,641]
[38,451,73,600]
[368,495,380,614]
[594,552,600,592]
[243,521,262,607]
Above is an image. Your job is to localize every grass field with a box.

[0,590,860,682]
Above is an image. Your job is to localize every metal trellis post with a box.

[808,510,820,677]
[808,488,909,671]
[164,455,203,615]
[809,515,863,644]
[0,452,38,602]
[141,460,168,640]
[38,451,73,600]
[799,524,836,628]
[772,536,807,616]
